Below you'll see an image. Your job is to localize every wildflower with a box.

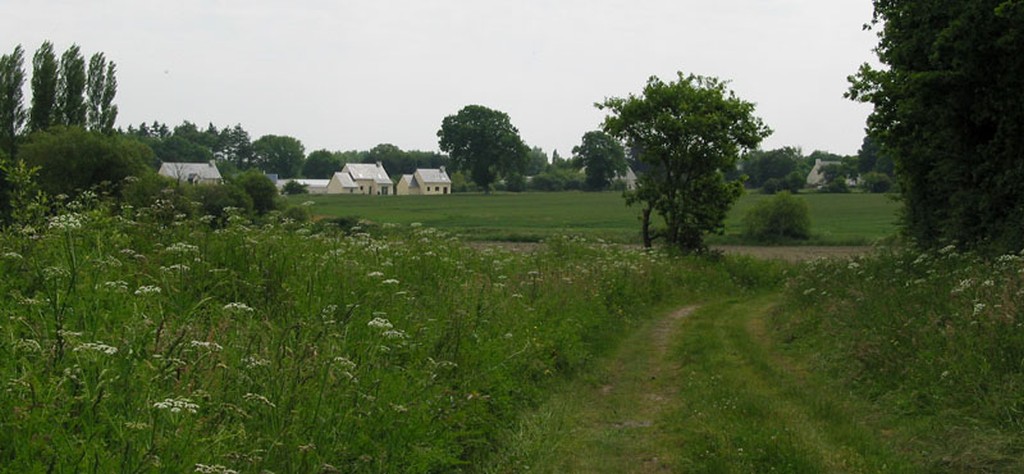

[1,251,22,260]
[74,342,119,355]
[153,397,199,414]
[223,302,254,314]
[368,317,393,330]
[242,355,270,369]
[134,285,162,296]
[161,264,191,273]
[382,278,400,285]
[382,329,407,340]
[973,303,986,316]
[48,213,83,231]
[14,339,42,352]
[939,245,957,255]
[165,242,199,254]
[334,356,357,371]
[42,266,70,280]
[189,340,223,352]
[194,464,238,474]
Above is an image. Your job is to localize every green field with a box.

[294,191,901,245]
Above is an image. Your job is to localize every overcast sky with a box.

[5,0,878,156]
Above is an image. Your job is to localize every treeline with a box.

[739,136,895,194]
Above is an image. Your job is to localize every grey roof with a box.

[158,162,222,181]
[285,179,329,188]
[400,174,416,187]
[416,168,451,184]
[332,171,358,188]
[344,163,392,184]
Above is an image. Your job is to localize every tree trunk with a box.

[641,206,653,248]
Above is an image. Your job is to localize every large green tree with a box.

[849,0,1024,252]
[303,149,343,178]
[252,134,305,178]
[56,45,86,127]
[742,147,802,188]
[573,130,627,191]
[0,45,26,157]
[437,105,529,192]
[29,41,58,133]
[599,72,770,251]
[20,126,153,197]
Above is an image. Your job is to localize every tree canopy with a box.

[0,46,26,157]
[252,135,305,179]
[573,130,627,191]
[437,105,529,192]
[19,126,153,197]
[849,0,1024,252]
[599,72,770,251]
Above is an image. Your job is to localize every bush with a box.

[233,170,280,214]
[819,179,850,193]
[761,178,782,194]
[281,180,308,195]
[861,172,893,193]
[190,183,253,221]
[742,191,811,242]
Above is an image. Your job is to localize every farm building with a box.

[158,161,223,185]
[396,167,452,195]
[327,162,393,195]
[806,159,840,187]
[276,179,329,194]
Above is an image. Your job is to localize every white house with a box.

[617,167,638,190]
[158,161,223,185]
[396,167,452,195]
[327,162,393,195]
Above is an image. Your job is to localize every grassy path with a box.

[485,294,916,473]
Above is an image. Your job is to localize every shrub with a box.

[761,178,782,195]
[861,172,893,193]
[742,191,811,242]
[819,179,850,193]
[233,170,279,214]
[281,180,308,195]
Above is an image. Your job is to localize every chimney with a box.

[440,165,446,174]
[376,161,383,168]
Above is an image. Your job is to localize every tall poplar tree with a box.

[29,41,58,133]
[86,52,117,133]
[0,45,26,157]
[56,44,86,127]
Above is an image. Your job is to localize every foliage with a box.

[437,104,529,193]
[282,179,308,195]
[361,143,447,178]
[819,178,850,194]
[573,130,627,191]
[742,191,810,242]
[85,52,118,133]
[29,41,58,133]
[303,149,343,178]
[599,72,770,251]
[0,45,26,157]
[525,146,549,176]
[232,170,279,214]
[742,146,802,188]
[777,248,1024,471]
[849,0,1024,253]
[55,44,87,127]
[860,171,893,194]
[0,204,724,472]
[19,126,153,197]
[252,134,305,179]
[190,181,253,221]
[527,167,583,192]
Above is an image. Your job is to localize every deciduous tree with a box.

[599,72,770,251]
[437,105,528,193]
[252,134,305,178]
[29,41,58,133]
[573,130,626,191]
[56,45,86,127]
[849,0,1024,252]
[0,45,26,157]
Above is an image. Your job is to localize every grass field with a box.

[294,191,901,245]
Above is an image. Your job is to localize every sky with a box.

[4,0,879,157]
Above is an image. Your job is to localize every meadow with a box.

[0,197,774,472]
[295,191,901,245]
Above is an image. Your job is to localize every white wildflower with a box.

[382,329,407,340]
[153,397,199,414]
[938,245,957,255]
[368,317,393,330]
[1,251,22,260]
[223,302,254,314]
[134,285,162,296]
[382,278,400,285]
[973,303,986,316]
[15,339,42,352]
[74,342,119,355]
[189,340,223,352]
[161,264,191,273]
[367,271,385,278]
[194,464,238,474]
[334,356,357,371]
[48,213,83,231]
[165,242,199,255]
[241,355,270,369]
[42,266,70,280]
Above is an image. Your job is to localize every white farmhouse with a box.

[327,162,393,195]
[158,161,223,185]
[396,167,452,195]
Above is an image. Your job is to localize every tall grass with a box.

[0,198,754,472]
[774,246,1024,471]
